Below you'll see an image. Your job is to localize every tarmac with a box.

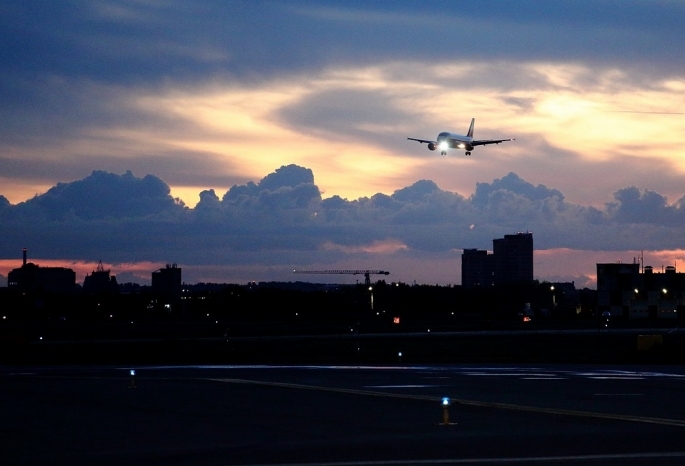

[2,363,685,465]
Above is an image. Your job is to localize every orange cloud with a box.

[322,239,409,254]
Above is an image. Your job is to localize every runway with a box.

[2,364,685,465]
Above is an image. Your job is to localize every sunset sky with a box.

[2,1,685,287]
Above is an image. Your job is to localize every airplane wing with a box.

[407,137,437,144]
[472,138,515,146]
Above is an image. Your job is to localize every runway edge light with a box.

[440,397,456,426]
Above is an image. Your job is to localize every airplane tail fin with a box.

[467,118,475,138]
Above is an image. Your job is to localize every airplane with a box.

[407,118,514,156]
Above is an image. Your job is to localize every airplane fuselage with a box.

[437,132,474,152]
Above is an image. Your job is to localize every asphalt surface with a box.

[2,364,685,465]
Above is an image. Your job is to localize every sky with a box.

[2,0,685,288]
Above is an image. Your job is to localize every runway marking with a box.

[210,378,437,402]
[228,452,685,465]
[365,385,437,388]
[588,376,644,380]
[519,377,566,380]
[210,378,685,428]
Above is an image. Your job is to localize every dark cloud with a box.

[222,165,321,211]
[196,189,221,210]
[471,173,564,208]
[2,1,683,100]
[0,165,685,264]
[392,180,441,202]
[8,170,184,221]
[258,164,315,191]
[2,165,685,276]
[608,187,683,226]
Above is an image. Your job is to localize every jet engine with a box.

[427,142,437,151]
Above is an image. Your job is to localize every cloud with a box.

[256,164,315,191]
[2,165,685,270]
[471,173,564,208]
[10,170,184,221]
[4,2,684,89]
[607,186,680,226]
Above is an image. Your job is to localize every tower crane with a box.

[293,269,389,286]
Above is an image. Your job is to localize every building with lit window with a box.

[597,262,684,319]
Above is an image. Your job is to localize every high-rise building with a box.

[492,232,534,285]
[461,232,534,287]
[461,249,494,288]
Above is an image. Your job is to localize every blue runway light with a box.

[130,370,135,376]
[442,397,451,406]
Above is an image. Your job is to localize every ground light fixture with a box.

[440,397,455,426]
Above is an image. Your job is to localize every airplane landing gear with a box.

[441,151,447,156]
[465,151,471,156]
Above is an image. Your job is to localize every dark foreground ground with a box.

[3,322,685,365]
[3,325,685,465]
[2,364,685,465]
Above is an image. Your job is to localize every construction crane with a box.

[293,270,390,286]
